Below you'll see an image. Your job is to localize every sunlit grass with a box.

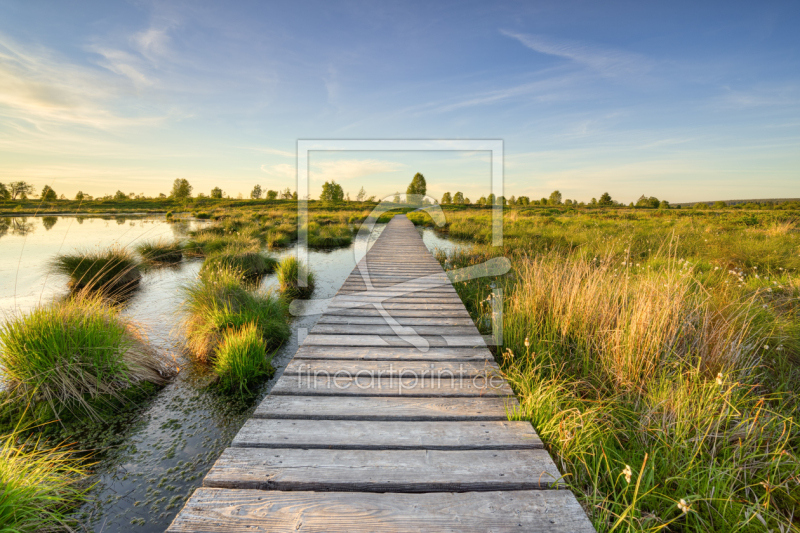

[50,246,141,293]
[180,266,290,362]
[0,432,90,533]
[276,256,315,300]
[213,323,274,395]
[0,294,173,420]
[135,238,183,264]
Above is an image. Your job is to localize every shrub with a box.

[276,256,315,299]
[50,247,141,293]
[194,211,211,219]
[181,267,290,362]
[213,324,274,394]
[0,295,173,419]
[135,239,183,264]
[0,433,89,532]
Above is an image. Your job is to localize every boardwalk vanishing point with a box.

[169,215,596,532]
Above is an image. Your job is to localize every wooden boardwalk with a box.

[168,216,595,532]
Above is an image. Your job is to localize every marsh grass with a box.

[200,246,277,280]
[50,247,141,293]
[135,238,183,264]
[0,432,90,532]
[306,222,353,248]
[213,324,274,395]
[440,244,800,532]
[276,256,315,300]
[181,266,290,362]
[0,295,173,420]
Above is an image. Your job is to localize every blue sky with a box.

[0,0,798,203]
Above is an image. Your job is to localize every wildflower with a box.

[622,464,632,484]
[677,499,691,514]
[764,345,770,350]
[524,337,530,348]
[716,372,723,386]
[715,266,719,270]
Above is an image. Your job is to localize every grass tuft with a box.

[181,266,290,362]
[50,246,141,293]
[306,222,353,248]
[214,323,274,395]
[200,246,277,280]
[0,432,90,532]
[0,295,174,420]
[135,238,183,264]
[276,256,315,300]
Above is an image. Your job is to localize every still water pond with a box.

[0,214,463,532]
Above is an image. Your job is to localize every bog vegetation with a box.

[414,206,800,532]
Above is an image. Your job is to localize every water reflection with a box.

[42,216,58,230]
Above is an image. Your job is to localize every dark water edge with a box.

[0,215,464,532]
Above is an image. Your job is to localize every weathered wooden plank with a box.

[317,315,475,326]
[331,296,464,305]
[270,374,512,397]
[204,448,564,491]
[252,395,518,421]
[322,307,471,317]
[302,334,486,347]
[310,324,480,336]
[167,489,596,533]
[326,302,468,309]
[282,359,498,377]
[232,419,542,450]
[293,345,493,360]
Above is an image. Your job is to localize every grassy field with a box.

[413,206,800,532]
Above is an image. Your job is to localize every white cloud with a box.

[260,163,295,178]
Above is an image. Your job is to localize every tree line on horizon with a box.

[1,177,797,210]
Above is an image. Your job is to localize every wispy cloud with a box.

[309,159,405,182]
[260,163,295,178]
[501,30,651,78]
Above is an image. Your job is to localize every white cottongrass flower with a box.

[716,373,723,386]
[677,499,691,514]
[622,465,632,484]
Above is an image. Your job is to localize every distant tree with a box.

[659,200,670,209]
[509,195,516,206]
[517,196,530,206]
[476,196,486,205]
[453,191,465,204]
[393,192,401,203]
[549,190,562,205]
[170,179,193,199]
[266,190,278,200]
[320,181,344,203]
[356,186,366,202]
[40,185,57,201]
[159,193,167,198]
[635,195,660,208]
[346,192,351,202]
[441,192,452,205]
[280,188,294,200]
[629,202,635,208]
[114,190,128,200]
[0,183,9,201]
[250,184,263,199]
[210,187,223,199]
[292,191,298,200]
[564,199,572,206]
[75,191,85,201]
[406,173,427,197]
[487,193,496,205]
[9,181,34,200]
[599,192,613,206]
[713,201,727,209]
[366,195,376,202]
[464,197,471,205]
[694,202,708,210]
[539,197,547,205]
[196,193,207,199]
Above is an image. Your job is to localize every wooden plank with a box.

[204,448,564,491]
[270,375,513,397]
[310,324,480,336]
[167,489,596,533]
[282,359,498,377]
[232,419,542,450]
[293,345,493,360]
[252,395,518,421]
[322,308,471,317]
[331,296,464,304]
[302,334,486,347]
[316,315,475,326]
[325,302,468,309]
